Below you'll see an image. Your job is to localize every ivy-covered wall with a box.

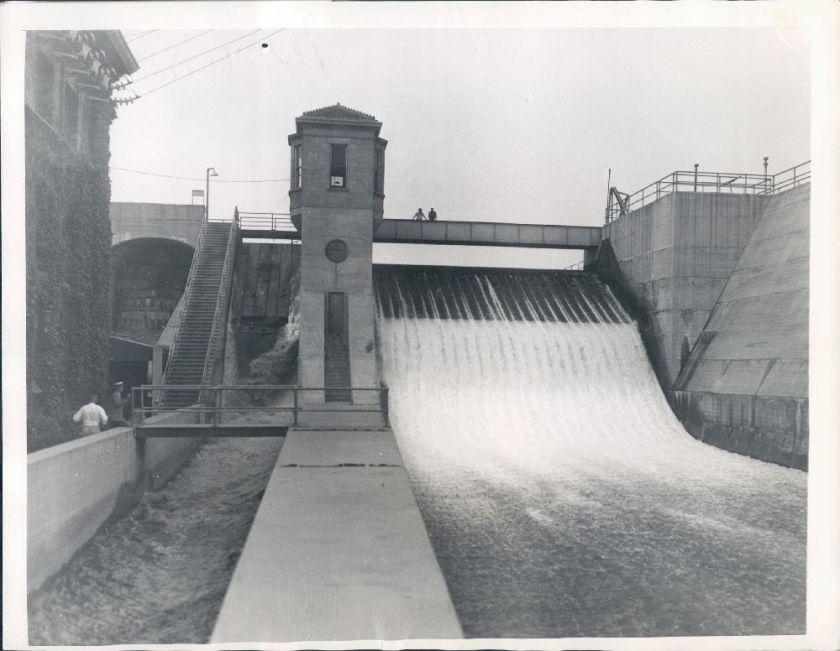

[26,103,116,451]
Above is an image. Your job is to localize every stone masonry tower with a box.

[288,104,387,404]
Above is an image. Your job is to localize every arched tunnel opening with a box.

[111,238,194,345]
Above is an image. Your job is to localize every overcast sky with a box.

[108,26,810,266]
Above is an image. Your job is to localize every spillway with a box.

[374,266,806,638]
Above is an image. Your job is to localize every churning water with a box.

[28,437,283,645]
[375,267,807,638]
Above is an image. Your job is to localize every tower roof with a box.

[296,103,382,135]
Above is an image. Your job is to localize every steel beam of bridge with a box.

[134,423,288,438]
[373,219,602,250]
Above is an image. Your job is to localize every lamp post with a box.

[205,167,218,220]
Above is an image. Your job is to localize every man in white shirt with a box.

[73,395,108,435]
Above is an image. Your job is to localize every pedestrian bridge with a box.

[374,219,602,250]
[131,385,388,438]
[237,211,603,251]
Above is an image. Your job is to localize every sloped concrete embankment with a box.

[672,185,810,469]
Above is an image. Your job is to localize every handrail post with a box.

[132,387,140,426]
[293,388,299,427]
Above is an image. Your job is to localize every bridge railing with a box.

[132,384,387,428]
[200,212,239,391]
[771,160,811,194]
[606,160,811,222]
[237,211,297,234]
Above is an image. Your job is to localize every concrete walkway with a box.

[211,428,463,643]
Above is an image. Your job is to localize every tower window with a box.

[374,148,385,195]
[330,144,347,188]
[292,144,302,190]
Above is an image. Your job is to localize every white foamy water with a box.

[376,287,806,637]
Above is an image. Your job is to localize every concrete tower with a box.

[288,104,387,404]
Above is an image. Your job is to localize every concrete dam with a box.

[27,104,810,644]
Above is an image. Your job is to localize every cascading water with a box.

[375,266,806,638]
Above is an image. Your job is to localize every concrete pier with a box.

[211,427,463,642]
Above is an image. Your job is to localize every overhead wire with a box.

[130,29,262,84]
[137,30,213,62]
[127,30,159,43]
[136,29,285,98]
[110,166,289,183]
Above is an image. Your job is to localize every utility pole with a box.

[205,167,218,220]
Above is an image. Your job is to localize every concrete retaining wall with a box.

[605,192,768,385]
[229,242,300,373]
[673,184,809,468]
[231,243,300,320]
[28,411,201,592]
[672,391,808,469]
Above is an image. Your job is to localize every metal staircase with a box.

[161,218,237,408]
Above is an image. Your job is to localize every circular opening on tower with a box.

[325,239,348,263]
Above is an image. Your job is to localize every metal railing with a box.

[237,211,297,234]
[160,213,209,388]
[200,212,238,391]
[771,161,811,194]
[606,160,811,222]
[132,385,388,428]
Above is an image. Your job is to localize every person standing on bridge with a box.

[428,208,437,222]
[73,394,108,435]
[412,208,426,221]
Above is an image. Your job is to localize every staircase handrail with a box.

[160,214,209,389]
[200,211,239,397]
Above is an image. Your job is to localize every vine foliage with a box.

[26,103,116,451]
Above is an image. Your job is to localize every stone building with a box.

[25,31,138,450]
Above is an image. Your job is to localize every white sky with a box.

[109,26,810,267]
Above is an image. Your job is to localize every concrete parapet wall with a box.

[110,202,204,248]
[27,411,201,592]
[672,391,808,470]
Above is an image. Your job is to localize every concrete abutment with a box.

[600,184,810,469]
